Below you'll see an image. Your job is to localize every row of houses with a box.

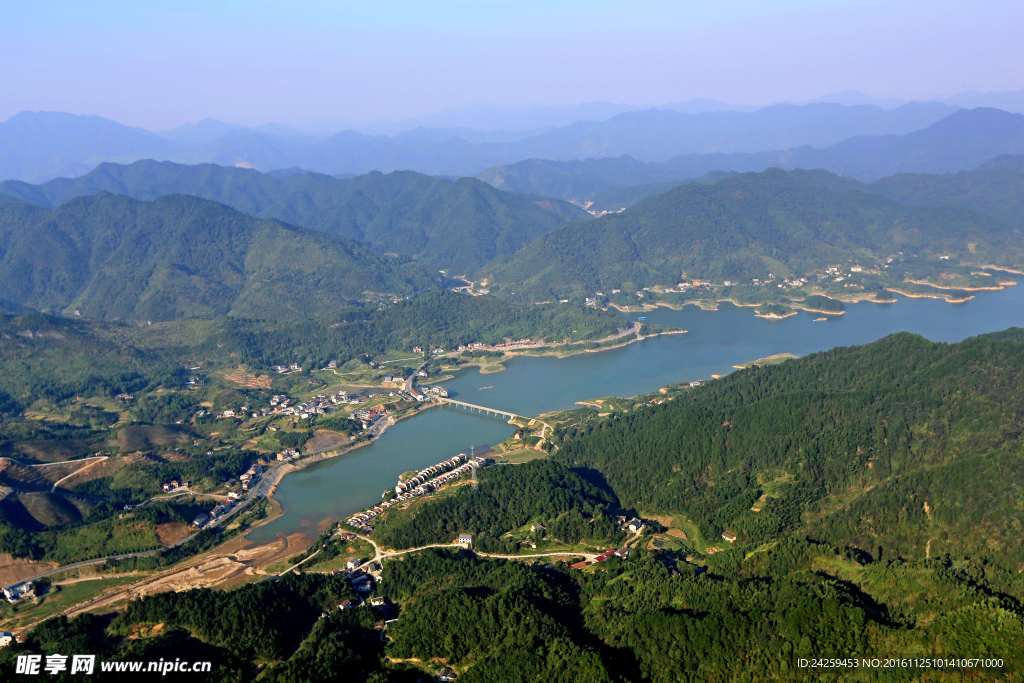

[395,453,467,494]
[491,338,534,349]
[160,479,190,493]
[347,456,483,532]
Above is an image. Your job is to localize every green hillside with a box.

[0,160,590,274]
[0,193,442,322]
[478,168,1022,301]
[556,329,1024,568]
[867,154,1024,228]
[0,292,628,412]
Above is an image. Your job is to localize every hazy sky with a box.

[3,0,1021,130]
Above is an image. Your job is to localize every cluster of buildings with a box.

[569,546,630,570]
[160,479,189,493]
[239,463,263,491]
[351,405,390,430]
[491,338,534,349]
[192,494,242,528]
[270,363,302,373]
[346,454,482,532]
[396,454,467,494]
[275,448,300,461]
[422,385,449,398]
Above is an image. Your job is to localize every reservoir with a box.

[248,284,1024,544]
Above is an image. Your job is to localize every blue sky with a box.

[2,0,1021,129]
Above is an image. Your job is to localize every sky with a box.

[2,0,1022,130]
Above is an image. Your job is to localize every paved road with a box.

[404,358,429,392]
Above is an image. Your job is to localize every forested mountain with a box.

[8,332,1024,681]
[555,329,1024,569]
[0,291,627,410]
[477,167,1020,301]
[866,154,1024,228]
[586,172,739,211]
[0,193,442,322]
[0,161,588,274]
[476,155,692,201]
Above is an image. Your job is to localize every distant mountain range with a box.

[477,167,1021,301]
[0,102,962,183]
[0,193,443,321]
[0,161,589,275]
[478,109,1024,202]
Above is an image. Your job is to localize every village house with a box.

[457,533,473,547]
[530,523,546,533]
[438,667,458,681]
[192,513,210,528]
[626,518,644,533]
[721,532,737,543]
[3,582,34,604]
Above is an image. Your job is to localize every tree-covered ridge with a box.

[477,167,1021,301]
[867,154,1024,229]
[0,291,630,409]
[369,460,626,552]
[0,160,590,274]
[555,330,1024,568]
[0,192,445,322]
[8,544,1022,682]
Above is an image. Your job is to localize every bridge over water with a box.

[437,397,521,422]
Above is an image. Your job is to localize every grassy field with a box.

[0,575,144,630]
[732,353,798,370]
[495,448,548,464]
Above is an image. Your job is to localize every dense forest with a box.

[555,329,1024,568]
[0,291,631,412]
[369,460,626,552]
[4,545,1021,681]
[0,193,443,322]
[478,167,1022,301]
[0,160,588,274]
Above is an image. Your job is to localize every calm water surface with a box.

[248,285,1024,544]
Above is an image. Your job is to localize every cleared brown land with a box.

[0,460,83,490]
[11,440,92,463]
[222,368,272,389]
[107,424,192,452]
[0,553,57,586]
[155,522,192,546]
[304,430,349,454]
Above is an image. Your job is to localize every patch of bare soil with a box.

[304,430,349,453]
[222,368,272,389]
[666,529,689,541]
[108,425,192,452]
[0,553,57,586]
[136,557,255,596]
[155,522,192,546]
[11,441,91,463]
